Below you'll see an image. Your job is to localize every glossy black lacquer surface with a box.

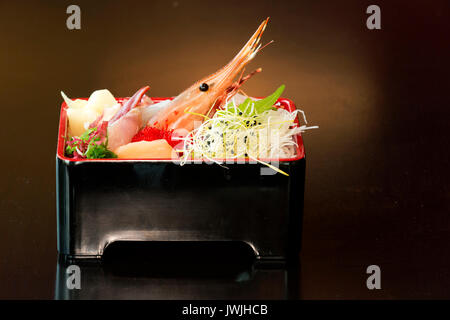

[57,158,305,262]
[55,241,301,300]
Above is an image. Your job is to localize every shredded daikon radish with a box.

[179,100,318,169]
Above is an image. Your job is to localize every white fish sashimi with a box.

[144,100,173,126]
[107,108,142,151]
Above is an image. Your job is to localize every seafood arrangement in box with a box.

[56,19,315,262]
[58,18,316,175]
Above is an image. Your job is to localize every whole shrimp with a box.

[150,18,270,132]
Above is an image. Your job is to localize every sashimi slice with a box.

[107,108,142,151]
[115,139,176,159]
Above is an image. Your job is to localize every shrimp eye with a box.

[199,83,209,91]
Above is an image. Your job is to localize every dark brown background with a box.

[1,0,449,299]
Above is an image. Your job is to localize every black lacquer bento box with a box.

[56,97,306,264]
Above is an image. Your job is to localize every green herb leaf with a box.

[227,85,285,116]
[79,128,96,142]
[253,84,285,114]
[85,143,117,159]
[65,144,76,156]
[65,126,117,159]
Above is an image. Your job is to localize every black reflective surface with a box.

[55,242,300,300]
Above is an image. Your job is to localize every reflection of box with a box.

[56,98,306,263]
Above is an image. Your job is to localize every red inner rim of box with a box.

[57,97,305,162]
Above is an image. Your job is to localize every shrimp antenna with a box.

[257,40,274,53]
